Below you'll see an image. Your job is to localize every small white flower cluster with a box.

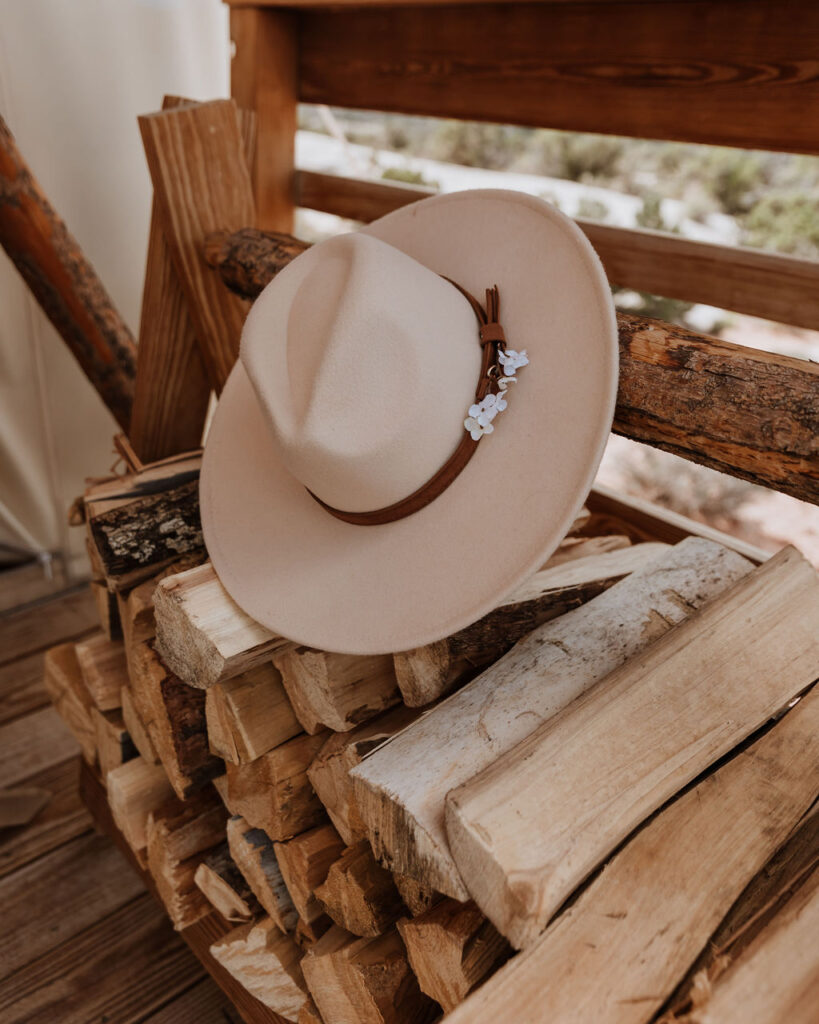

[464,348,529,440]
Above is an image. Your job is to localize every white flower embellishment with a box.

[464,348,529,439]
[498,348,529,375]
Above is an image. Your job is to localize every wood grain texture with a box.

[445,683,819,1024]
[297,170,819,331]
[274,824,346,924]
[206,227,819,504]
[139,100,254,390]
[352,538,753,900]
[0,705,81,789]
[446,546,819,947]
[129,95,212,462]
[0,115,136,429]
[0,586,97,667]
[227,815,299,934]
[314,841,406,938]
[298,1,819,154]
[230,7,297,231]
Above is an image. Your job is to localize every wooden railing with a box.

[227,0,819,505]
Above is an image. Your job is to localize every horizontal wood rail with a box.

[206,227,819,506]
[295,1,819,155]
[297,170,819,330]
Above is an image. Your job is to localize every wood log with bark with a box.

[446,546,819,947]
[274,824,346,924]
[107,756,174,855]
[351,538,754,900]
[75,633,129,711]
[0,114,136,429]
[193,840,261,923]
[92,706,137,777]
[227,814,299,933]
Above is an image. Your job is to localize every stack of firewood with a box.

[19,91,816,1023]
[43,445,819,1024]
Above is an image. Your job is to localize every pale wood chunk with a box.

[193,840,260,923]
[108,756,174,853]
[315,841,406,937]
[206,662,301,763]
[395,540,657,708]
[120,684,160,764]
[274,823,346,924]
[301,924,437,1024]
[130,640,222,799]
[307,705,420,846]
[75,633,128,711]
[92,706,137,777]
[274,649,400,734]
[445,683,819,1023]
[154,562,288,689]
[298,997,325,1024]
[673,869,819,1024]
[397,899,510,1012]
[352,538,754,900]
[392,873,441,918]
[447,546,819,946]
[226,730,329,841]
[147,788,227,929]
[43,643,96,763]
[210,916,309,1022]
[227,815,299,933]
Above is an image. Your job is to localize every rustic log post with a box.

[0,115,136,430]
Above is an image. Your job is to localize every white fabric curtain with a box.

[0,0,229,576]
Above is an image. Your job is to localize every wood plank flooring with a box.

[0,584,239,1023]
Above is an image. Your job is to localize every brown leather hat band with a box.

[308,279,507,527]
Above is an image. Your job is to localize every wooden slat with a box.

[0,650,53,725]
[297,170,819,331]
[0,707,80,790]
[138,100,255,390]
[231,7,297,232]
[0,894,206,1024]
[0,758,91,878]
[142,978,242,1024]
[0,831,145,982]
[298,1,819,154]
[0,587,97,668]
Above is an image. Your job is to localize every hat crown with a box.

[241,232,481,512]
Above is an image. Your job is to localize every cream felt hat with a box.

[200,190,618,655]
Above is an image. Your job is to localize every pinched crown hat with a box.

[200,190,618,654]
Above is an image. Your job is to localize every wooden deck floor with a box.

[0,578,241,1024]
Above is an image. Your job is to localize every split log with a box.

[91,706,137,777]
[146,788,227,929]
[227,815,299,933]
[129,96,212,463]
[0,114,136,429]
[225,730,329,840]
[301,924,437,1024]
[208,228,819,506]
[85,454,204,591]
[120,684,159,764]
[193,840,260,923]
[443,681,819,1024]
[274,649,400,734]
[0,787,50,828]
[206,663,301,764]
[75,633,128,711]
[130,640,222,799]
[107,756,174,854]
[154,561,288,688]
[394,542,664,707]
[138,99,254,390]
[670,869,819,1024]
[298,998,325,1024]
[307,705,421,846]
[296,914,334,950]
[397,900,511,1012]
[392,873,441,918]
[42,643,96,763]
[89,579,121,641]
[315,841,406,938]
[351,538,754,900]
[274,823,346,924]
[447,546,819,947]
[210,917,309,1022]
[204,227,309,299]
[665,807,819,1018]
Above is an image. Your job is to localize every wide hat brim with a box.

[200,190,618,655]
